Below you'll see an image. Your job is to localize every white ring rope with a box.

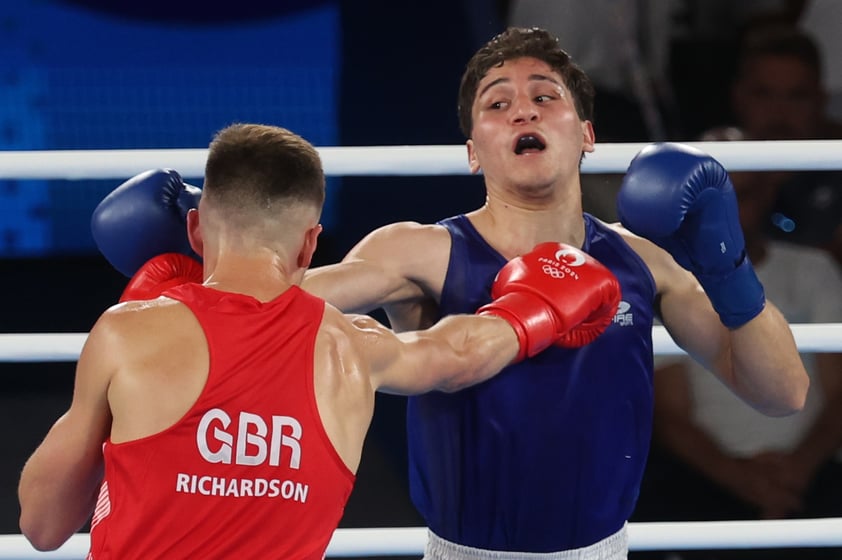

[2,324,840,362]
[1,518,841,558]
[1,140,842,179]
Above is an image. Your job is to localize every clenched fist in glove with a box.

[119,253,204,303]
[91,168,201,278]
[477,242,621,362]
[616,142,765,328]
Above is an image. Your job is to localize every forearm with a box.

[373,313,519,395]
[427,314,519,392]
[19,467,101,550]
[727,303,808,416]
[19,419,104,550]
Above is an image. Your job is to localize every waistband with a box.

[424,525,628,560]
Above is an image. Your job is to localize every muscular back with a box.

[105,291,377,474]
[89,284,357,560]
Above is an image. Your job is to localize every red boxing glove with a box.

[477,242,621,362]
[119,253,203,303]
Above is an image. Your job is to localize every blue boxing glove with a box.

[91,169,202,277]
[616,142,765,328]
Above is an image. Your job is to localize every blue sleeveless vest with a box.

[407,213,657,552]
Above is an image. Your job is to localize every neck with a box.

[202,249,297,303]
[468,187,586,259]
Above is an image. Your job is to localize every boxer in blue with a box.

[91,27,808,559]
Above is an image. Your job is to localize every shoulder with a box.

[604,221,667,269]
[345,220,453,293]
[319,304,415,374]
[314,305,392,392]
[99,297,187,331]
[603,221,695,295]
[318,305,389,353]
[352,221,450,252]
[90,297,194,357]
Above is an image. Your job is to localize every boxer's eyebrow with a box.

[478,74,562,97]
[528,74,562,87]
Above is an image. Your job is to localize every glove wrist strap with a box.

[477,292,559,362]
[696,255,766,329]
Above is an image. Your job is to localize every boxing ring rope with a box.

[2,323,841,362]
[2,139,842,179]
[3,140,842,557]
[2,517,842,558]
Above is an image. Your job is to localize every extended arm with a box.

[360,242,621,392]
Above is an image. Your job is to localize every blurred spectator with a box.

[798,0,842,120]
[679,0,805,38]
[720,22,842,140]
[703,23,842,268]
[632,157,842,560]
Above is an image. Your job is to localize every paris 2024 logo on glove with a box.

[537,247,587,280]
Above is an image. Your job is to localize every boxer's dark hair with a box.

[457,27,595,138]
[204,123,325,212]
